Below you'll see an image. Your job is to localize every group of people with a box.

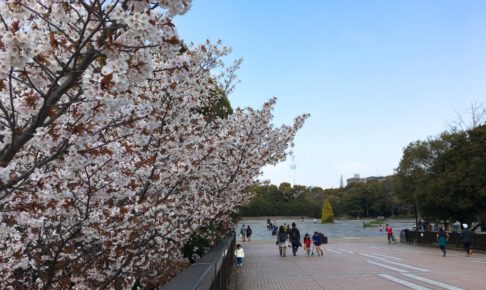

[275,222,326,257]
[234,220,478,269]
[239,224,253,242]
[383,222,476,257]
[436,223,474,257]
[235,224,252,268]
[235,221,328,268]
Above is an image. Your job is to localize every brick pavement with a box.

[231,238,486,290]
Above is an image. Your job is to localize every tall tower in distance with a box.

[290,152,296,187]
[340,175,344,188]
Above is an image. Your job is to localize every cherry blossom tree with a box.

[0,1,308,289]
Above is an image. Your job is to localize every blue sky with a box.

[174,0,486,188]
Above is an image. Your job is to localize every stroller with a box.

[271,226,278,236]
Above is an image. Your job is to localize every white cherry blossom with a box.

[0,1,307,289]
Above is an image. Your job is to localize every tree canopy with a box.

[321,199,334,223]
[396,125,486,224]
[240,183,321,217]
[240,179,405,219]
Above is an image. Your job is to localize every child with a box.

[235,244,245,267]
[312,232,323,256]
[303,233,311,256]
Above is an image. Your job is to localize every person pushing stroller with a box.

[385,224,395,243]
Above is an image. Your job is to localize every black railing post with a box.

[414,201,418,244]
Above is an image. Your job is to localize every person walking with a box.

[460,224,474,256]
[312,232,323,256]
[303,234,311,256]
[385,224,393,243]
[379,224,383,232]
[240,224,247,242]
[276,226,288,257]
[235,244,245,267]
[289,222,301,256]
[436,227,449,257]
[246,225,252,242]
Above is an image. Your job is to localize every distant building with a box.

[346,174,366,185]
[346,174,386,185]
[365,176,386,182]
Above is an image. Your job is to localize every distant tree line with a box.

[240,177,405,219]
[241,124,486,226]
[239,183,322,217]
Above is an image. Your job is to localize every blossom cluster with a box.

[0,1,307,289]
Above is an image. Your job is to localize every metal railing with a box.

[160,232,236,290]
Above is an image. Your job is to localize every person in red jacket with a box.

[303,233,312,256]
[385,224,393,243]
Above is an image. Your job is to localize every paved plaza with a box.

[231,238,485,290]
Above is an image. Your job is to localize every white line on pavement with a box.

[381,260,429,272]
[402,273,464,290]
[378,274,432,290]
[337,249,354,254]
[367,260,408,273]
[362,253,389,260]
[327,249,342,254]
[362,254,429,272]
[473,261,486,264]
[372,253,402,260]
